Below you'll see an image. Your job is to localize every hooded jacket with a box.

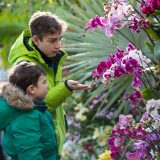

[0,82,58,160]
[8,29,73,154]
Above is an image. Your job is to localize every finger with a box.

[72,81,80,85]
[67,80,79,89]
[68,80,79,85]
[75,84,92,90]
[83,86,93,90]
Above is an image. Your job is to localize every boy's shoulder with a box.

[10,109,42,128]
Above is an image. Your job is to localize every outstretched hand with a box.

[66,80,92,90]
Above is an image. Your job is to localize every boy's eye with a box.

[49,40,56,43]
[48,36,63,43]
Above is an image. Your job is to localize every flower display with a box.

[85,0,160,159]
[85,0,150,37]
[92,43,150,86]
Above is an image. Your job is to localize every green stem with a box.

[142,70,153,88]
[135,73,147,88]
[143,29,155,47]
[118,30,154,62]
[137,51,157,82]
[143,62,158,82]
[154,16,160,23]
[143,52,156,64]
[135,0,143,4]
[117,30,136,46]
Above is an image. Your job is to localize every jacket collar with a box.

[33,42,54,64]
[33,99,47,113]
[0,82,33,111]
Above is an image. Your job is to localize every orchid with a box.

[92,43,152,107]
[140,0,160,17]
[84,0,160,159]
[85,0,150,37]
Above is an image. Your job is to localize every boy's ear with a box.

[26,85,35,95]
[32,35,40,46]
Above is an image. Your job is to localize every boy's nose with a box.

[55,41,61,49]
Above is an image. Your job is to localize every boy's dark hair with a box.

[29,11,67,40]
[8,62,45,93]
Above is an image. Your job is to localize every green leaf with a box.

[113,102,126,119]
[145,28,160,41]
[141,88,159,100]
[144,41,154,53]
[154,40,160,59]
[154,10,160,16]
[62,0,151,119]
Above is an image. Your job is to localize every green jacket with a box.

[0,82,58,160]
[8,29,72,154]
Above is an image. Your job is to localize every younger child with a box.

[0,62,59,160]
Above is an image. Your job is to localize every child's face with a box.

[32,74,48,99]
[33,32,63,58]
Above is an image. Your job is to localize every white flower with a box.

[146,99,160,115]
[150,109,160,121]
[145,99,160,129]
[152,120,160,129]
[123,49,151,68]
[124,5,134,16]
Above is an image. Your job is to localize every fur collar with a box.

[0,82,33,110]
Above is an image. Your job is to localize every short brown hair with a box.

[8,62,45,93]
[29,11,68,39]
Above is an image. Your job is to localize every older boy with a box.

[8,11,91,155]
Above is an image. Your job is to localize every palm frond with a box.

[62,0,148,117]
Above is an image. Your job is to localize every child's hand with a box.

[66,80,92,90]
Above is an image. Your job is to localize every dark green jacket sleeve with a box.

[45,82,72,112]
[12,113,43,160]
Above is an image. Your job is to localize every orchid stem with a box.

[143,29,155,46]
[117,30,136,46]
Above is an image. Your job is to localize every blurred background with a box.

[0,0,148,159]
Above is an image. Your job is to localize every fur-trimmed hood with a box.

[0,82,33,110]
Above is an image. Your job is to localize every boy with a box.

[8,11,92,155]
[0,62,59,160]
